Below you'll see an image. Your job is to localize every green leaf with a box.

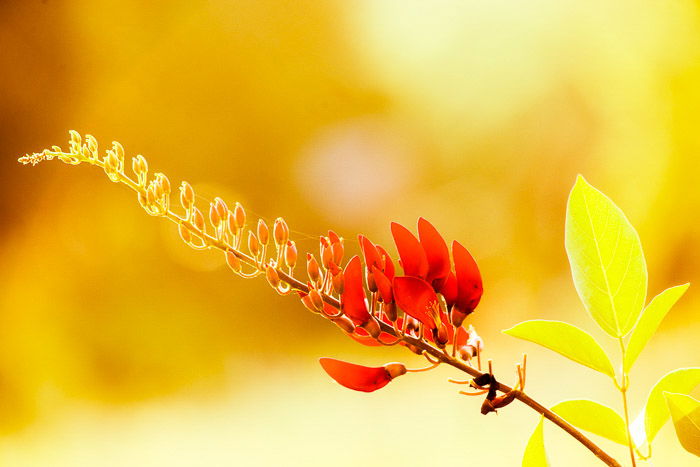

[640,368,700,444]
[522,416,549,467]
[565,175,648,338]
[503,320,615,377]
[551,399,628,445]
[624,284,689,372]
[664,392,700,457]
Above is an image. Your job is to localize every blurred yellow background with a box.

[2,0,700,465]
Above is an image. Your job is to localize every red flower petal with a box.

[418,218,450,283]
[437,271,458,307]
[372,266,393,303]
[358,235,382,270]
[453,241,483,312]
[319,358,403,392]
[392,276,438,329]
[391,222,429,279]
[376,245,395,280]
[341,255,371,325]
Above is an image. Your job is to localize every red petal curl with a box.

[319,358,404,392]
[418,218,450,283]
[453,241,483,312]
[392,276,439,329]
[341,256,371,325]
[391,222,429,279]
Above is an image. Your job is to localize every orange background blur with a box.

[1,1,700,465]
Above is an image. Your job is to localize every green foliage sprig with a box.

[504,176,698,466]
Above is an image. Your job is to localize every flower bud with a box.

[225,250,242,272]
[214,197,228,221]
[309,287,324,312]
[158,173,170,195]
[332,271,344,295]
[265,265,281,289]
[331,315,355,333]
[178,223,192,243]
[306,253,321,285]
[331,240,344,266]
[257,219,269,246]
[233,202,246,230]
[112,141,125,165]
[285,240,297,269]
[209,202,221,227]
[192,207,205,232]
[320,237,333,269]
[273,217,289,247]
[248,231,260,257]
[362,317,381,338]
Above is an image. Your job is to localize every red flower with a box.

[319,358,406,392]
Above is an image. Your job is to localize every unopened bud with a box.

[331,240,344,266]
[332,271,344,295]
[309,288,324,311]
[331,315,355,333]
[131,155,145,176]
[306,254,321,285]
[112,141,125,164]
[257,219,269,246]
[214,197,228,221]
[273,218,289,246]
[178,223,192,243]
[320,237,333,269]
[209,202,221,226]
[180,182,195,210]
[265,265,281,289]
[328,230,340,244]
[248,231,260,256]
[158,173,170,195]
[362,317,381,338]
[192,207,205,231]
[233,202,246,229]
[225,250,242,272]
[285,241,297,269]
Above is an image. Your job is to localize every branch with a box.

[18,133,622,467]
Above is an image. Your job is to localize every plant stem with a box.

[27,150,623,467]
[618,338,637,467]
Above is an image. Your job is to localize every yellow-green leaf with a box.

[565,175,647,338]
[624,284,689,372]
[522,416,549,467]
[664,392,700,457]
[503,320,615,377]
[640,368,700,444]
[551,399,628,445]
